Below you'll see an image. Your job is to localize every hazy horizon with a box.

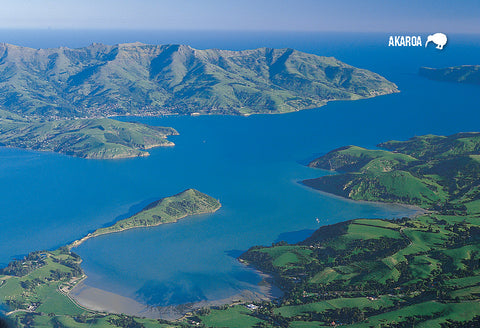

[1,0,479,34]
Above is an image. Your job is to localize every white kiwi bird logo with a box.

[425,33,448,50]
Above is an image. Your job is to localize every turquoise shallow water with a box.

[0,31,479,307]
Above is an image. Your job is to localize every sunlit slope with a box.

[94,188,221,235]
[229,133,480,327]
[70,188,221,248]
[0,43,398,118]
[304,133,480,208]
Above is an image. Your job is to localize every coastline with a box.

[65,200,224,318]
[0,136,175,160]
[1,177,427,322]
[68,204,222,249]
[70,282,154,318]
[0,88,399,161]
[67,181,426,321]
[297,180,429,218]
[4,85,399,124]
[106,90,398,120]
[70,184,424,320]
[0,198,223,322]
[69,269,282,321]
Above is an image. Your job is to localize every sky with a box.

[0,0,479,33]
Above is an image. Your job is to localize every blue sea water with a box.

[0,30,479,308]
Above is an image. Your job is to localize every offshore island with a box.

[0,118,178,159]
[419,65,480,85]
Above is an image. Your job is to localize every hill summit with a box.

[0,42,398,119]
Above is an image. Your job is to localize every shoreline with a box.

[6,86,399,124]
[297,180,429,218]
[69,204,221,249]
[65,202,224,318]
[0,137,175,160]
[69,269,283,321]
[2,161,425,322]
[66,181,423,321]
[66,183,424,320]
[2,174,425,322]
[100,91,398,120]
[69,282,154,318]
[61,193,224,319]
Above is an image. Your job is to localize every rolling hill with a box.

[303,133,480,209]
[226,132,480,327]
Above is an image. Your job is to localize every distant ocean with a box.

[0,30,479,314]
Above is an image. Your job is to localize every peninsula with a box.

[0,118,178,159]
[419,65,480,84]
[0,189,221,328]
[302,132,480,208]
[0,43,398,119]
[70,189,221,248]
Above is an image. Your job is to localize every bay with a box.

[0,30,478,312]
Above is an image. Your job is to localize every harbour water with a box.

[0,30,479,316]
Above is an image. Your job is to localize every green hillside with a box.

[308,145,416,172]
[0,118,178,159]
[419,65,480,84]
[237,213,480,327]
[379,132,480,160]
[212,132,480,327]
[0,43,398,118]
[0,109,26,122]
[70,189,221,247]
[303,133,480,208]
[92,188,221,236]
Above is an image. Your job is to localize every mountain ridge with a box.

[0,42,398,119]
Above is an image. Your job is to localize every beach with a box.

[70,270,282,320]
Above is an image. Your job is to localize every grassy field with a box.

[7,311,179,328]
[0,250,85,316]
[274,296,396,318]
[303,134,480,207]
[198,305,265,328]
[235,212,480,326]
